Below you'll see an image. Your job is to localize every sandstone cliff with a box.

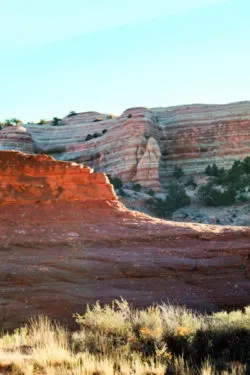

[1,102,249,190]
[0,151,116,204]
[0,151,249,329]
[0,125,35,154]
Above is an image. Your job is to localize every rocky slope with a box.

[0,151,249,330]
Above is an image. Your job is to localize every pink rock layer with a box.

[0,101,250,189]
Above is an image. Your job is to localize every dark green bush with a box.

[172,166,184,179]
[108,176,123,190]
[85,132,103,141]
[237,194,249,203]
[68,111,77,117]
[202,158,250,206]
[185,176,197,189]
[38,119,47,125]
[198,183,236,206]
[133,183,142,192]
[85,134,93,141]
[147,183,190,218]
[147,189,155,197]
[52,117,62,126]
[243,156,250,174]
[93,132,102,138]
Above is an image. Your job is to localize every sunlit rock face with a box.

[0,151,250,330]
[1,101,250,190]
[0,150,116,204]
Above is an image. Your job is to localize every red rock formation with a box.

[0,151,116,204]
[0,151,249,330]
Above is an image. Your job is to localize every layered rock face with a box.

[0,151,250,329]
[0,151,116,204]
[0,125,35,153]
[23,107,161,190]
[151,102,250,184]
[0,101,250,189]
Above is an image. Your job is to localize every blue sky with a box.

[0,0,249,122]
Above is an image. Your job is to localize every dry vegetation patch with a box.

[0,301,249,374]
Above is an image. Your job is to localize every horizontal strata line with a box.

[157,124,250,133]
[158,121,250,129]
[30,129,250,145]
[156,114,250,123]
[160,149,250,159]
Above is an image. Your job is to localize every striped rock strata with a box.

[23,108,161,190]
[0,125,35,154]
[0,151,250,329]
[151,102,250,184]
[0,101,250,189]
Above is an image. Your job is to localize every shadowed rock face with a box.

[0,151,250,330]
[1,101,249,190]
[0,126,35,154]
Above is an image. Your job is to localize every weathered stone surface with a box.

[0,151,116,204]
[1,102,250,190]
[0,151,249,330]
[0,126,35,153]
[151,102,250,183]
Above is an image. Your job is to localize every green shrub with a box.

[85,132,103,141]
[206,159,250,187]
[52,117,62,126]
[198,183,236,206]
[172,166,184,179]
[185,176,197,189]
[243,156,250,174]
[148,189,155,197]
[67,111,77,117]
[38,119,47,125]
[108,176,123,190]
[147,183,190,218]
[93,132,102,138]
[237,194,249,203]
[85,134,93,141]
[206,163,218,176]
[133,183,142,192]
[202,158,250,206]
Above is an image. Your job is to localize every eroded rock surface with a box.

[2,102,249,190]
[0,125,35,154]
[0,151,249,329]
[0,151,116,204]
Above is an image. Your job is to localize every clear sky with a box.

[0,0,249,122]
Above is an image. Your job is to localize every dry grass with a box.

[0,301,249,374]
